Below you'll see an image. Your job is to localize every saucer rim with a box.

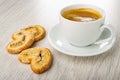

[48,24,116,56]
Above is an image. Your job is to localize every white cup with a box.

[59,4,114,47]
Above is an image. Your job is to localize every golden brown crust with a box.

[18,47,52,74]
[6,31,34,54]
[12,31,25,41]
[30,48,52,74]
[20,25,46,42]
[18,47,40,64]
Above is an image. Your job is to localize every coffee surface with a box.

[62,8,102,22]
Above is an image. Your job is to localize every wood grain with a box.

[0,0,119,80]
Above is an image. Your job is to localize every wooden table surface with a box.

[0,0,119,80]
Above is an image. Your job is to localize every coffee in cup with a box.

[62,8,102,22]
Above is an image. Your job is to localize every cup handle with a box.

[94,24,115,44]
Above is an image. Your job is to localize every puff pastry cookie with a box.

[18,47,52,74]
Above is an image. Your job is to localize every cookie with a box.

[20,25,46,42]
[18,47,52,74]
[6,31,34,54]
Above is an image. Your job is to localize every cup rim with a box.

[60,4,105,24]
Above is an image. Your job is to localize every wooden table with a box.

[0,0,119,80]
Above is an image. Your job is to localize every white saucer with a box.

[48,24,116,56]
